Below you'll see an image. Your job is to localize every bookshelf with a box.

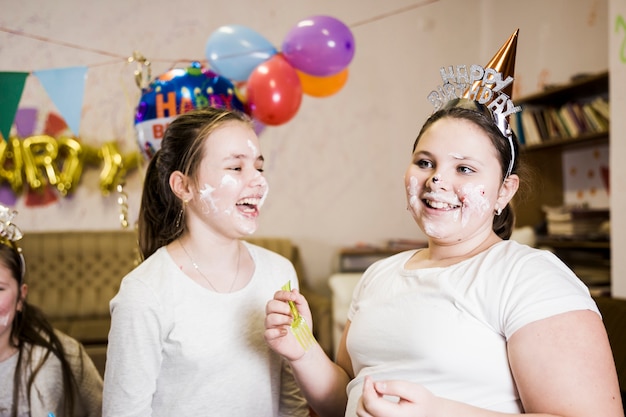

[513,70,609,227]
[512,71,610,294]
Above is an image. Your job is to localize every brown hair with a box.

[137,107,253,260]
[1,243,78,417]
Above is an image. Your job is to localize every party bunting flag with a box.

[0,71,29,141]
[14,107,38,137]
[33,66,88,136]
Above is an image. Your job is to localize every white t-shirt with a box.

[345,240,599,416]
[103,241,309,417]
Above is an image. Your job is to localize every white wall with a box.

[1,0,613,294]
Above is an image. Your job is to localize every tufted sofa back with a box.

[19,231,140,340]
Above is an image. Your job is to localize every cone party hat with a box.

[463,29,519,99]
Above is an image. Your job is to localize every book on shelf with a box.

[520,106,542,145]
[589,96,610,120]
[546,220,606,237]
[581,102,609,132]
[558,105,582,137]
[546,107,570,138]
[542,205,609,238]
[512,112,525,145]
[543,108,561,139]
[569,102,591,133]
[517,94,609,146]
[530,109,547,140]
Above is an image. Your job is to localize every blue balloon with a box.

[205,25,277,82]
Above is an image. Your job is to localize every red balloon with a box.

[246,54,303,126]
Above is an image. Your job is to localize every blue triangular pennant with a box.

[33,66,87,136]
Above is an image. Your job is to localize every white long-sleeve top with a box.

[103,242,309,417]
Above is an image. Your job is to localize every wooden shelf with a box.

[522,131,608,152]
[513,71,611,290]
[536,237,610,250]
[514,71,608,106]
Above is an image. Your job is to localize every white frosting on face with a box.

[220,174,238,188]
[0,313,9,326]
[257,175,269,208]
[199,183,217,213]
[406,174,492,238]
[408,175,445,238]
[421,189,462,239]
[407,176,419,208]
[247,139,258,155]
[458,183,491,227]
[235,173,269,235]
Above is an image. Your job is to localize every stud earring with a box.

[495,205,502,216]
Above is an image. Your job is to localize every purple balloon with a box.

[282,15,355,77]
[252,118,266,136]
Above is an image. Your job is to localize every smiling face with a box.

[0,258,25,350]
[186,121,268,238]
[405,117,511,243]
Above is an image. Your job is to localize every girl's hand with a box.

[357,376,437,417]
[264,288,314,361]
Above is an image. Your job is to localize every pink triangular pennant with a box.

[33,66,87,136]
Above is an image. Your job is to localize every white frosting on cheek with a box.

[220,174,238,188]
[199,183,218,213]
[0,312,9,326]
[408,175,444,238]
[407,176,419,207]
[459,183,491,226]
[423,221,443,239]
[258,176,269,208]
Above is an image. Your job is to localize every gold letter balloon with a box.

[0,135,140,197]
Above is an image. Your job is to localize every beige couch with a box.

[20,231,331,376]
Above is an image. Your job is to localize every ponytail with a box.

[137,150,183,260]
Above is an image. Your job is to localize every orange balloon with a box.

[297,68,348,98]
